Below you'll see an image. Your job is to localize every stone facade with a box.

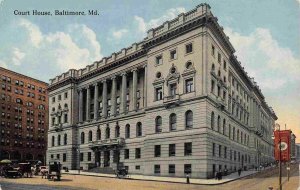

[47,4,277,178]
[0,67,48,163]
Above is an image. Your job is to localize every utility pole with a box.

[278,125,282,190]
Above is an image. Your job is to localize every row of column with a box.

[78,67,146,123]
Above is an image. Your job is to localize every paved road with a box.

[0,163,299,190]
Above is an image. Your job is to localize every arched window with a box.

[64,134,67,145]
[211,112,215,129]
[96,128,101,140]
[217,115,221,132]
[169,113,177,131]
[223,119,226,135]
[81,132,85,144]
[57,134,61,146]
[105,127,110,139]
[52,136,55,147]
[185,110,193,129]
[115,125,120,138]
[125,124,130,138]
[212,63,215,71]
[89,130,93,142]
[155,116,162,133]
[64,103,68,108]
[136,122,142,137]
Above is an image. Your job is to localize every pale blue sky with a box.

[0,0,299,139]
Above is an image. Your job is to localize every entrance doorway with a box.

[104,151,110,167]
[95,151,101,167]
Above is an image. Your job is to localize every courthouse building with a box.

[47,4,277,178]
[0,67,48,163]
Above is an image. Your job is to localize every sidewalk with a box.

[62,168,263,185]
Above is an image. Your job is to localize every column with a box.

[102,80,108,118]
[110,149,114,167]
[132,69,138,111]
[78,89,83,123]
[100,151,104,167]
[86,87,90,121]
[94,83,99,120]
[111,76,117,116]
[143,65,147,108]
[120,73,127,114]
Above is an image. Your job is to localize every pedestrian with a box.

[238,168,242,176]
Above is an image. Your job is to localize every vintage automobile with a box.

[47,161,61,181]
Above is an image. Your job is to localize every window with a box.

[124,149,129,159]
[186,43,193,54]
[125,124,130,138]
[114,125,120,138]
[211,45,215,56]
[217,86,221,97]
[88,152,92,161]
[58,94,61,101]
[170,49,177,59]
[81,132,85,144]
[155,87,163,101]
[136,165,140,170]
[217,116,221,132]
[211,80,215,93]
[184,164,192,174]
[185,79,194,93]
[80,153,84,161]
[155,116,162,133]
[211,112,215,129]
[223,119,226,135]
[184,142,192,156]
[219,145,222,157]
[154,145,161,157]
[223,60,227,70]
[89,131,93,142]
[63,153,66,162]
[212,143,215,156]
[135,148,141,159]
[224,146,227,159]
[64,92,68,99]
[97,128,101,140]
[169,113,176,131]
[52,97,55,103]
[136,122,142,137]
[64,114,68,123]
[57,154,60,159]
[106,127,110,139]
[156,55,163,65]
[64,134,67,145]
[169,144,176,157]
[169,83,177,96]
[185,110,193,129]
[229,124,231,139]
[154,165,160,174]
[52,136,55,147]
[57,135,61,146]
[218,52,221,63]
[169,164,175,174]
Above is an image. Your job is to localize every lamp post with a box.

[77,146,80,174]
[272,124,282,190]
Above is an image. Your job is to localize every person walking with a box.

[238,168,242,176]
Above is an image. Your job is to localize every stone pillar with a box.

[102,80,108,118]
[111,76,117,116]
[94,83,99,120]
[143,65,147,108]
[79,89,83,123]
[100,151,104,167]
[110,149,114,167]
[120,73,127,114]
[86,87,90,121]
[132,69,138,111]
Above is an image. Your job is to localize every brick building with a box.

[0,67,48,163]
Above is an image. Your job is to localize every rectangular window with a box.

[80,153,84,161]
[88,152,91,161]
[185,79,194,93]
[211,45,215,56]
[170,49,177,59]
[155,87,163,101]
[169,164,175,174]
[57,154,60,159]
[156,55,163,65]
[63,153,66,162]
[184,164,192,174]
[154,165,160,174]
[135,148,141,159]
[184,142,192,156]
[186,43,193,54]
[124,149,129,159]
[169,144,176,157]
[135,165,140,170]
[169,83,177,96]
[58,95,61,101]
[212,143,215,156]
[211,80,215,93]
[154,145,161,157]
[218,52,221,63]
[64,92,68,99]
[52,97,55,103]
[224,147,227,159]
[223,60,227,70]
[64,114,68,123]
[219,145,222,157]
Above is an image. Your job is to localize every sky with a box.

[0,0,299,142]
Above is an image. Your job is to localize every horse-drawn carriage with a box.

[47,161,61,181]
[18,163,33,177]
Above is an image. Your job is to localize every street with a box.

[0,164,299,190]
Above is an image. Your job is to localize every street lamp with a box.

[272,124,282,190]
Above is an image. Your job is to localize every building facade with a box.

[0,67,48,163]
[47,4,277,178]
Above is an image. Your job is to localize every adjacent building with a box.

[47,4,277,178]
[0,67,48,163]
